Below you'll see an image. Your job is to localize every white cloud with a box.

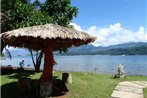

[71,22,147,46]
[70,23,83,31]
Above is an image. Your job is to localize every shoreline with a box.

[1,65,147,77]
[1,55,146,76]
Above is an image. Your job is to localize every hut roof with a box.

[1,24,96,50]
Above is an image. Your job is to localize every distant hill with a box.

[103,42,147,49]
[3,42,147,56]
[3,48,29,57]
[57,42,147,55]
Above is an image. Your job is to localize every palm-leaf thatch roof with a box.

[1,24,96,50]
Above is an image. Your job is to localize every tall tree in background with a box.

[41,0,78,27]
[1,0,34,58]
[1,0,78,71]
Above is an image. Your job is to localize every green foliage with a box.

[41,0,78,26]
[1,0,34,32]
[16,10,53,28]
[1,0,78,32]
[1,0,54,32]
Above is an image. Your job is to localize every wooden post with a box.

[39,45,54,97]
[39,45,54,82]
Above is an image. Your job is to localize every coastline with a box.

[1,65,147,76]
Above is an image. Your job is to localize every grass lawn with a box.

[144,88,147,98]
[1,71,147,98]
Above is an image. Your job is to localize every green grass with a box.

[1,71,147,98]
[144,88,147,98]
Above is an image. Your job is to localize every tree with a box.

[1,0,33,58]
[29,50,44,72]
[41,0,78,27]
[1,0,53,71]
[1,0,78,71]
[1,0,33,54]
[31,0,78,71]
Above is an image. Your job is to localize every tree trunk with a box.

[35,50,43,72]
[34,65,40,72]
[29,50,43,72]
[1,40,5,53]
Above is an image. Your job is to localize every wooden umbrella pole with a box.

[40,45,54,82]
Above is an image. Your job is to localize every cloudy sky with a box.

[69,0,147,46]
[12,0,147,47]
[30,0,147,46]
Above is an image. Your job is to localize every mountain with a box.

[3,42,147,56]
[3,48,29,57]
[69,44,97,52]
[58,42,147,55]
[104,42,147,49]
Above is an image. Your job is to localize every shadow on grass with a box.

[1,66,38,76]
[1,75,68,98]
[1,66,68,98]
[1,82,38,98]
[8,71,36,79]
[51,78,69,97]
[1,82,17,98]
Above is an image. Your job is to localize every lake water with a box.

[0,55,147,76]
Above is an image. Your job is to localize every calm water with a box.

[0,55,147,76]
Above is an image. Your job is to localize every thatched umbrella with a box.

[1,23,96,95]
